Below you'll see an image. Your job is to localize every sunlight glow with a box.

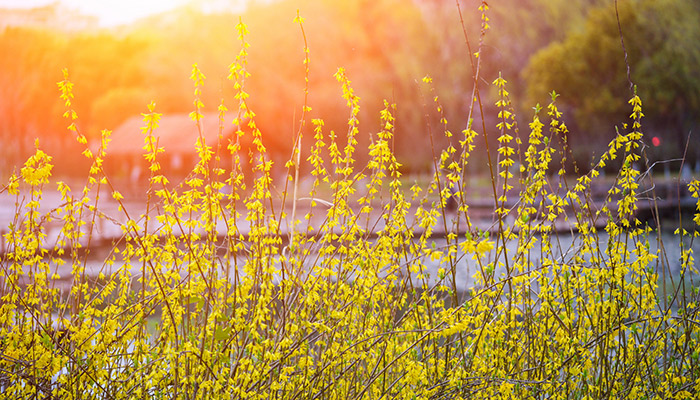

[66,0,193,26]
[0,0,225,27]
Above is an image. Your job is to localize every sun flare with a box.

[67,0,197,26]
[0,0,196,26]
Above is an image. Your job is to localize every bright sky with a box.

[0,0,230,27]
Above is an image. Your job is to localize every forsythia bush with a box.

[1,8,699,400]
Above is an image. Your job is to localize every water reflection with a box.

[35,229,697,300]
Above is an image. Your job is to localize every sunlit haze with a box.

[0,0,696,179]
[0,0,244,27]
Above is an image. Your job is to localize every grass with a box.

[1,5,700,400]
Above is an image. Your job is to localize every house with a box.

[104,112,248,183]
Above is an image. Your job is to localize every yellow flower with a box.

[476,239,494,255]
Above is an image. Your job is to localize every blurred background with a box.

[0,0,698,181]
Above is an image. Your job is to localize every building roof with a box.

[106,112,240,156]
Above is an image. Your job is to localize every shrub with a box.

[1,4,699,400]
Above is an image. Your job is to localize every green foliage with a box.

[482,0,607,94]
[525,0,700,160]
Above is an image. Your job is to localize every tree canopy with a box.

[524,0,700,162]
[0,0,698,175]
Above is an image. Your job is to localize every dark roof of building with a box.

[106,112,240,156]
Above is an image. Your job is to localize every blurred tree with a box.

[524,0,700,165]
[64,33,155,136]
[0,28,65,171]
[89,87,156,133]
[235,0,437,170]
[414,0,607,172]
[4,0,696,178]
[483,0,607,96]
